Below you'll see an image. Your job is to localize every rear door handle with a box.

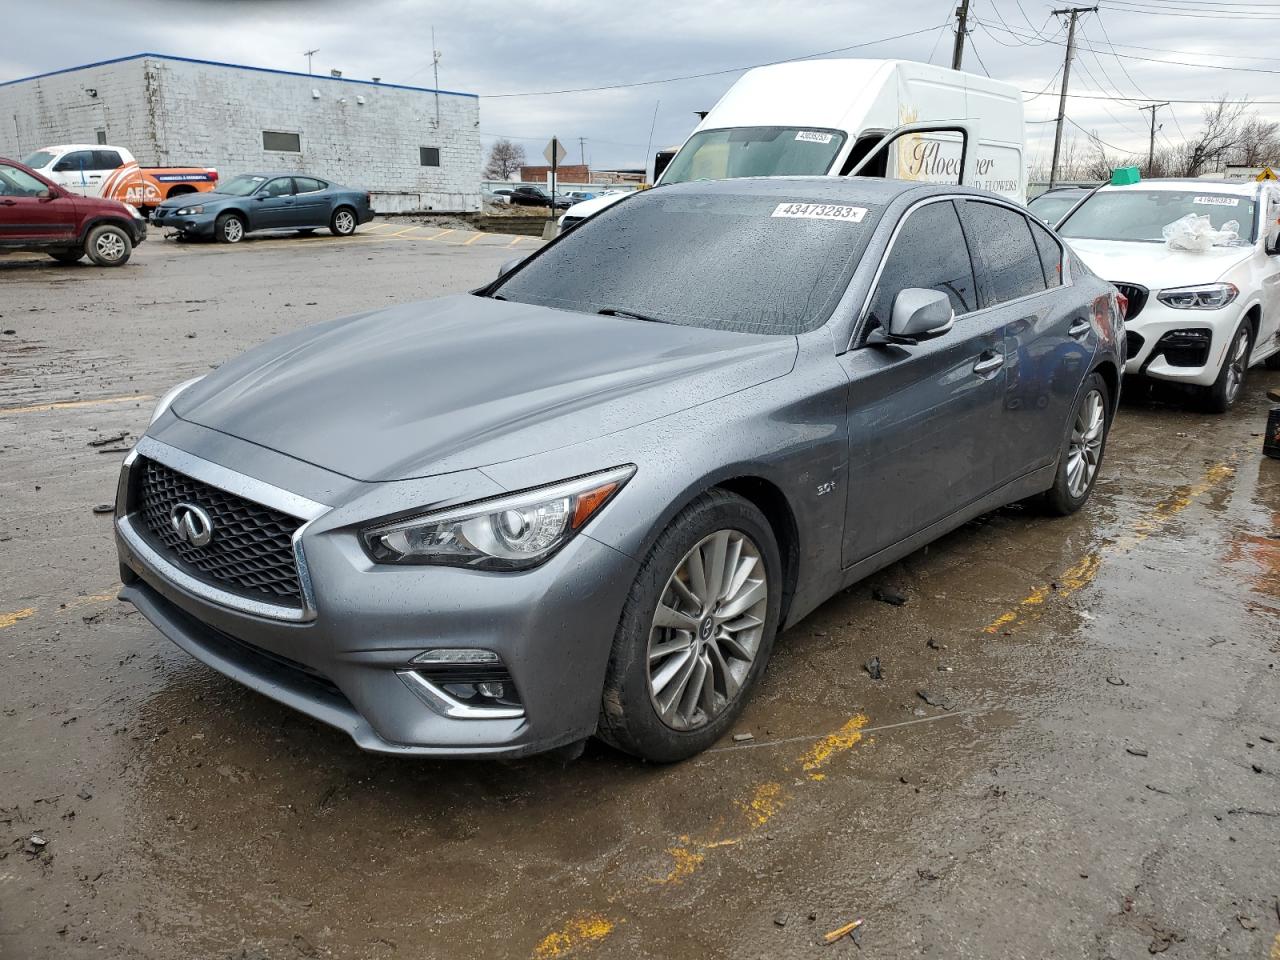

[973,352,1005,376]
[1069,319,1091,340]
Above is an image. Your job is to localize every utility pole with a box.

[303,49,318,75]
[1048,6,1098,189]
[578,137,587,166]
[951,0,971,70]
[431,27,442,129]
[1139,102,1168,175]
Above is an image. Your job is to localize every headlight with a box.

[149,376,204,424]
[362,465,635,569]
[1156,283,1238,310]
[124,203,142,219]
[175,205,204,216]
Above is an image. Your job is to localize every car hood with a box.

[172,295,798,483]
[157,191,227,208]
[1066,238,1254,290]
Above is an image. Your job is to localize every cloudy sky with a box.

[3,0,1280,172]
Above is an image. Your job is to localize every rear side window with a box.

[93,150,123,169]
[959,201,1047,307]
[1029,221,1064,288]
[293,177,325,193]
[867,200,976,330]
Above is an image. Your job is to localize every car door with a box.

[957,199,1088,479]
[51,150,103,197]
[1259,186,1280,357]
[290,177,328,226]
[838,197,1008,566]
[250,177,297,229]
[0,162,78,245]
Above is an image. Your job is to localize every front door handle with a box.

[973,352,1005,376]
[0,198,15,206]
[1068,319,1091,340]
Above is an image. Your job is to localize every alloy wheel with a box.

[95,231,126,262]
[224,218,244,242]
[335,210,355,234]
[646,529,768,731]
[1066,389,1105,500]
[1224,328,1249,404]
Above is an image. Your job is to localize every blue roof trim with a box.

[0,52,478,98]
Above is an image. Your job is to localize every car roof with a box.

[1097,177,1261,197]
[649,176,1000,205]
[35,144,111,153]
[234,172,322,180]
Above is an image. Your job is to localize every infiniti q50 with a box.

[114,177,1123,762]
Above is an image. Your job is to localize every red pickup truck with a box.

[0,157,147,266]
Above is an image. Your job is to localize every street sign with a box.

[1257,167,1278,182]
[543,138,568,166]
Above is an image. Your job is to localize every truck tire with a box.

[329,206,357,236]
[84,225,133,267]
[215,212,246,244]
[48,249,84,265]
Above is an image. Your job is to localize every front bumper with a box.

[128,218,148,245]
[1122,299,1245,387]
[152,208,216,237]
[114,433,639,758]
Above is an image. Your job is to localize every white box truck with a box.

[560,59,1025,230]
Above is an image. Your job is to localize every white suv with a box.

[1058,178,1280,411]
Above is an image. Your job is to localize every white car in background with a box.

[1058,178,1280,411]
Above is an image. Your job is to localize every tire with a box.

[1203,322,1252,413]
[84,224,132,267]
[215,212,246,244]
[598,490,783,762]
[329,206,357,236]
[47,249,84,264]
[1040,372,1111,516]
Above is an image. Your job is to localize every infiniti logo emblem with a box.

[170,502,215,548]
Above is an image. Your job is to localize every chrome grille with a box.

[136,458,304,605]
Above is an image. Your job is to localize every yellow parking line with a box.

[0,394,154,416]
[506,236,523,247]
[533,916,617,959]
[0,607,36,629]
[384,225,422,237]
[426,229,454,241]
[462,233,483,245]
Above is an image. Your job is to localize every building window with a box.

[95,130,107,145]
[420,147,441,167]
[263,131,301,152]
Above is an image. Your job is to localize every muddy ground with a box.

[1,224,1278,960]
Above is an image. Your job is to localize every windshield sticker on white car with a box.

[795,131,834,144]
[1193,196,1240,207]
[771,202,867,222]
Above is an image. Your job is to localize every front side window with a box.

[55,150,95,172]
[218,175,267,196]
[866,200,976,331]
[493,189,882,335]
[0,163,49,197]
[1058,189,1257,244]
[959,201,1047,307]
[660,127,847,186]
[260,178,295,198]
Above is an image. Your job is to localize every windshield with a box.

[217,175,268,196]
[22,151,56,169]
[1059,189,1257,244]
[1028,193,1085,226]
[660,127,847,186]
[492,189,881,335]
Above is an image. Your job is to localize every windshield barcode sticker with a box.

[1193,196,1239,206]
[795,131,834,144]
[771,202,867,222]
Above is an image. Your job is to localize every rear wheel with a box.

[329,206,357,236]
[48,249,84,264]
[84,225,132,267]
[215,212,246,244]
[598,490,782,762]
[1041,372,1110,516]
[1203,322,1251,413]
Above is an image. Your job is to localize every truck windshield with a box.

[492,187,880,335]
[217,175,269,196]
[22,151,56,169]
[660,127,846,185]
[1059,189,1257,244]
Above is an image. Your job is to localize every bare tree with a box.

[1235,116,1280,167]
[1181,97,1249,177]
[483,139,526,180]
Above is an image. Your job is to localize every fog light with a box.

[476,681,506,699]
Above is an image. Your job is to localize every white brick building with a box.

[0,53,482,212]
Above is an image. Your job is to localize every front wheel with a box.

[215,212,246,244]
[1204,323,1252,412]
[84,225,132,267]
[329,207,357,236]
[598,491,782,762]
[1041,372,1110,516]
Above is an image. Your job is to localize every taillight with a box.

[209,170,219,182]
[365,192,372,205]
[1115,291,1129,320]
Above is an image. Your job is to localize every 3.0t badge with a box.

[170,502,214,547]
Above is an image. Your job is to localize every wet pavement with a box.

[1,228,1278,960]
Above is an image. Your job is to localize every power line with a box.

[1066,116,1134,152]
[481,25,946,98]
[970,36,993,76]
[1025,90,1280,105]
[1097,1,1280,18]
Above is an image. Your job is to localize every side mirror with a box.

[38,188,57,201]
[497,257,524,279]
[885,288,955,342]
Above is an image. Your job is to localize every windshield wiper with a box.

[597,307,672,324]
